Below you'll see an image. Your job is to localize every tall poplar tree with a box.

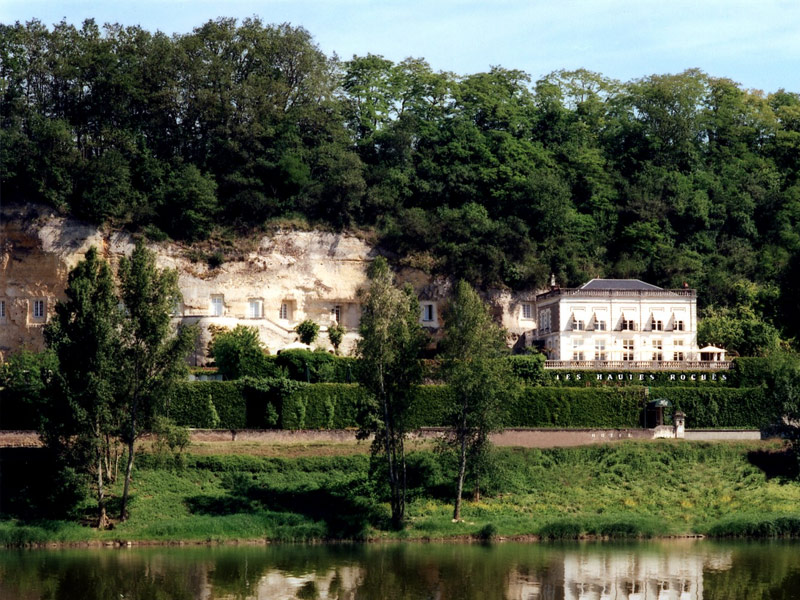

[43,247,120,529]
[117,241,196,520]
[440,280,515,521]
[356,256,427,529]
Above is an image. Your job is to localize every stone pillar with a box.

[674,411,686,439]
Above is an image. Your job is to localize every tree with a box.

[116,241,197,520]
[328,323,346,354]
[210,324,269,379]
[356,256,427,528]
[295,319,320,345]
[767,353,800,474]
[43,247,120,529]
[440,280,515,521]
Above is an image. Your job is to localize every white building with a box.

[533,279,720,369]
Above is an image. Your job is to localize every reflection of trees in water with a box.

[1,542,800,599]
[702,542,800,600]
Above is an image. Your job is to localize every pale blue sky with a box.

[3,0,799,92]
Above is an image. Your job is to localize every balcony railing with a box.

[537,288,696,300]
[544,360,733,371]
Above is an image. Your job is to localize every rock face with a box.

[0,205,538,363]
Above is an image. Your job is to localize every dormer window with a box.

[675,320,685,331]
[651,319,663,331]
[621,319,636,331]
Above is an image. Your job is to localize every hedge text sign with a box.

[553,372,728,382]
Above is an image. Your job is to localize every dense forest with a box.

[2,18,799,350]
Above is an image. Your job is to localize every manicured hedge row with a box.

[168,381,246,429]
[666,387,773,428]
[1,380,777,432]
[508,387,646,427]
[116,380,788,431]
[281,384,369,429]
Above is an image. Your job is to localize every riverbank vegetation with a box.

[1,441,800,546]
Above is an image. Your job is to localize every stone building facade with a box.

[533,278,705,368]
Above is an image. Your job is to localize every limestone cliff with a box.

[0,204,538,362]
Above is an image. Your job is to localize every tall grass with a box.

[2,440,800,545]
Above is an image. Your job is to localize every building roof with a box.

[579,279,664,291]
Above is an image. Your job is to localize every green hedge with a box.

[164,381,782,430]
[4,380,777,432]
[666,387,774,428]
[408,385,452,427]
[281,384,369,429]
[508,387,646,427]
[168,381,246,429]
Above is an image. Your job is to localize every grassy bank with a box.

[1,441,799,545]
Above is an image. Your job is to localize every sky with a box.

[3,0,799,93]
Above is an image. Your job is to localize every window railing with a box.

[544,359,732,371]
[537,288,696,300]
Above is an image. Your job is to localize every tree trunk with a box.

[380,388,402,530]
[120,438,135,521]
[399,436,407,525]
[120,401,137,521]
[96,442,108,530]
[453,432,468,521]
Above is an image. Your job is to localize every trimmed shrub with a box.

[282,384,369,429]
[168,381,246,429]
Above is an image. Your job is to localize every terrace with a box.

[536,288,697,301]
[544,359,733,371]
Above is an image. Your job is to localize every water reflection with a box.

[0,541,797,600]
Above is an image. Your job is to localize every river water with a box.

[0,540,798,599]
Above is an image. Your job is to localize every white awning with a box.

[699,345,726,352]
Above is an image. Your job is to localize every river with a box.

[0,540,798,599]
